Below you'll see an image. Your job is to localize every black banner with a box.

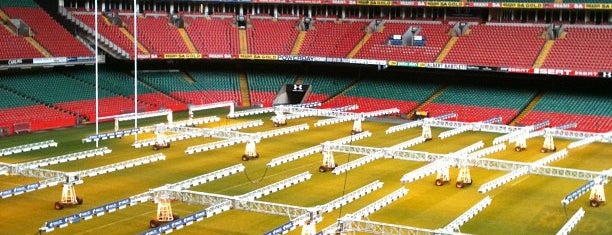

[286,84,310,104]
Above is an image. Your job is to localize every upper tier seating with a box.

[421,85,536,124]
[73,13,143,58]
[2,7,92,57]
[247,71,296,107]
[321,78,441,113]
[443,25,546,68]
[184,17,239,56]
[0,24,43,59]
[122,15,190,54]
[542,27,612,71]
[247,18,299,55]
[354,22,451,62]
[517,90,612,132]
[299,20,368,58]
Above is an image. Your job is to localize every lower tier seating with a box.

[0,105,75,134]
[419,103,520,124]
[517,111,611,133]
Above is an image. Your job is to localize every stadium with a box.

[0,0,610,234]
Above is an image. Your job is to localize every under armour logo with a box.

[293,84,303,90]
[602,72,612,78]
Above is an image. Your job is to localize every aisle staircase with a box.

[239,72,251,107]
[24,37,52,57]
[119,27,150,54]
[509,91,544,126]
[435,37,458,63]
[347,33,372,58]
[291,31,307,55]
[406,85,447,119]
[239,29,248,54]
[533,40,555,68]
[178,28,198,54]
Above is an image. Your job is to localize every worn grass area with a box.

[0,109,610,235]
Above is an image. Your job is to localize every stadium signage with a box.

[585,3,612,9]
[502,3,543,9]
[207,53,233,59]
[357,0,392,6]
[426,1,464,7]
[137,54,159,59]
[425,62,467,70]
[163,53,202,59]
[239,54,278,60]
[277,55,317,61]
[600,72,612,78]
[8,59,23,65]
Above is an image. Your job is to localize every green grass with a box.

[0,109,610,235]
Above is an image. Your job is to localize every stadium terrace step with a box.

[533,40,555,68]
[291,31,307,55]
[347,33,372,59]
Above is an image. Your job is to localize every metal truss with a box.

[235,200,311,218]
[443,196,492,232]
[9,147,111,172]
[317,180,383,213]
[0,140,58,156]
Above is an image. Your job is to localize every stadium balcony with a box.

[517,91,612,133]
[72,12,140,58]
[247,18,299,55]
[122,15,190,54]
[442,24,546,68]
[2,7,92,57]
[354,22,451,62]
[542,27,612,71]
[298,20,368,58]
[184,17,240,56]
[0,25,43,60]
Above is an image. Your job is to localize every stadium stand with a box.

[184,17,239,56]
[542,27,612,71]
[184,70,242,105]
[71,12,141,58]
[0,0,38,8]
[2,7,92,57]
[321,77,442,114]
[138,70,240,106]
[121,15,190,54]
[0,71,151,122]
[517,91,612,133]
[420,85,537,124]
[0,23,43,59]
[247,70,297,107]
[354,22,451,62]
[63,68,187,111]
[0,88,75,134]
[247,18,299,55]
[442,24,546,68]
[302,73,356,104]
[298,20,368,58]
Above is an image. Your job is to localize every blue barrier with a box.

[42,198,132,231]
[1,182,42,198]
[140,209,208,235]
[264,221,294,235]
[562,180,595,206]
